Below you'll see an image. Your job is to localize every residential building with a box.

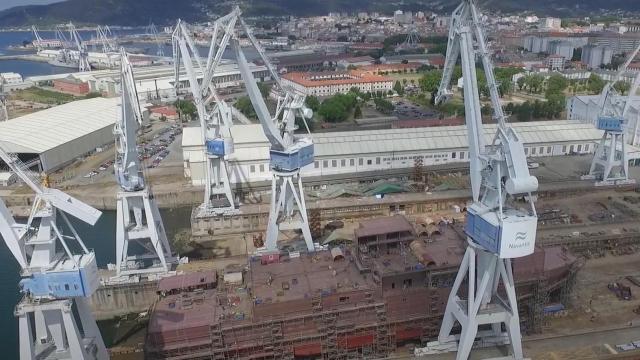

[581,45,613,69]
[546,55,566,71]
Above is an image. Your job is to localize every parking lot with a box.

[55,122,184,187]
[391,99,439,119]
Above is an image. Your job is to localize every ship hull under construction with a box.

[145,216,577,360]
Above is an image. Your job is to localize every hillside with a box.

[0,0,639,27]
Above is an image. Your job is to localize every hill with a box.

[0,0,639,27]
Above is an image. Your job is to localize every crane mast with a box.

[148,23,165,57]
[228,8,315,252]
[0,81,7,122]
[0,146,108,359]
[68,23,91,72]
[172,19,238,217]
[581,43,640,185]
[422,1,538,359]
[114,48,175,277]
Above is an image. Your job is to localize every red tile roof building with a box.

[282,70,393,97]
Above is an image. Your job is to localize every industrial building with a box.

[182,120,605,186]
[26,61,270,99]
[0,97,119,172]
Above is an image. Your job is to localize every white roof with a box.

[311,120,604,156]
[181,127,202,147]
[0,97,119,154]
[182,124,267,148]
[182,120,603,162]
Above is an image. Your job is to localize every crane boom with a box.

[115,48,144,192]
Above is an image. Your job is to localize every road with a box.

[393,325,640,359]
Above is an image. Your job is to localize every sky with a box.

[0,0,63,11]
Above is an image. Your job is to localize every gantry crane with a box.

[581,43,640,185]
[31,25,45,52]
[0,148,108,359]
[172,19,238,217]
[220,7,316,252]
[0,81,8,122]
[68,23,91,72]
[114,48,175,277]
[147,23,165,57]
[96,26,117,53]
[423,1,538,359]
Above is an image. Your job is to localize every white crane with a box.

[68,23,92,72]
[114,48,175,277]
[147,23,165,57]
[581,44,640,186]
[421,1,538,359]
[0,148,108,359]
[172,19,238,217]
[31,25,45,52]
[96,26,117,53]
[0,81,8,122]
[220,7,315,252]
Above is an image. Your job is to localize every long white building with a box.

[182,120,605,186]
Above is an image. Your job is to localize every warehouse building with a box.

[0,97,119,172]
[182,120,605,186]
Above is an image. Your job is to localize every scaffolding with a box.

[526,277,550,334]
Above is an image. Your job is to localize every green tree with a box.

[354,105,362,118]
[517,76,526,91]
[393,81,405,96]
[613,81,631,95]
[235,96,256,119]
[419,70,443,93]
[546,74,568,96]
[587,74,606,94]
[305,95,320,112]
[373,98,394,114]
[257,82,271,98]
[317,93,358,123]
[174,99,197,121]
[524,74,544,94]
[571,48,582,62]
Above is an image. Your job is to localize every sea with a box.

[0,29,258,78]
[0,29,200,358]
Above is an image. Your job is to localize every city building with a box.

[581,45,613,69]
[542,17,562,30]
[589,32,640,53]
[281,70,393,97]
[148,105,179,121]
[546,55,566,71]
[548,40,574,61]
